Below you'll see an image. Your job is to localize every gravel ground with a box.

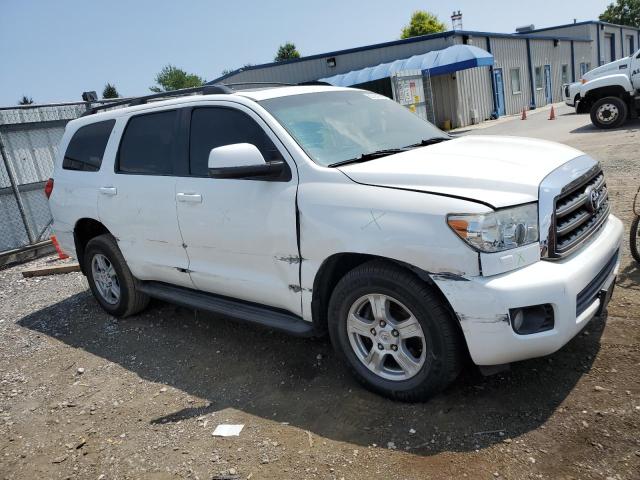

[0,105,639,480]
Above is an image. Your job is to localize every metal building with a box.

[212,20,639,129]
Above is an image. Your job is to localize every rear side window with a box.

[189,108,282,176]
[63,120,115,172]
[118,110,177,175]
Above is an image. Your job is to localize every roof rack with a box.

[81,84,234,116]
[81,81,334,116]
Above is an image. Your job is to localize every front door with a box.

[98,109,192,288]
[544,65,553,104]
[493,68,506,116]
[175,103,301,316]
[631,51,640,90]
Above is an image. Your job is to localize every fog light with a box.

[509,304,554,335]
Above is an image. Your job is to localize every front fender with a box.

[580,74,633,97]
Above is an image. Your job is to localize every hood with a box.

[583,56,630,82]
[338,135,584,208]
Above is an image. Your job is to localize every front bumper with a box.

[432,215,623,366]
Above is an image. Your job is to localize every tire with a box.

[590,96,627,129]
[327,260,463,402]
[84,234,149,317]
[631,216,640,265]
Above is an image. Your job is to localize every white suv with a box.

[48,84,622,401]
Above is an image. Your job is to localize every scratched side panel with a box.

[297,170,485,321]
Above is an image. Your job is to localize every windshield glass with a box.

[259,90,448,167]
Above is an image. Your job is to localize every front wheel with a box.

[631,216,640,264]
[328,260,463,402]
[590,96,627,129]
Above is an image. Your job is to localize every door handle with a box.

[176,193,202,203]
[99,187,117,196]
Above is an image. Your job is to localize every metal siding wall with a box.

[490,37,532,115]
[223,37,455,84]
[573,42,593,78]
[529,39,571,105]
[455,67,494,126]
[429,75,458,128]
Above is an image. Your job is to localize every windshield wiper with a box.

[404,137,451,148]
[327,148,409,168]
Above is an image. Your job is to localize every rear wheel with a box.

[590,96,627,128]
[328,260,463,402]
[85,234,149,317]
[631,216,640,264]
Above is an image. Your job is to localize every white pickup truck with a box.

[48,84,622,402]
[563,48,640,128]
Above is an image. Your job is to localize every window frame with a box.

[115,108,181,176]
[182,103,293,182]
[509,68,522,95]
[62,119,116,173]
[534,66,543,91]
[561,64,569,85]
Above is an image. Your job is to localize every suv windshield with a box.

[260,90,449,167]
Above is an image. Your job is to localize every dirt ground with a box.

[1,105,639,480]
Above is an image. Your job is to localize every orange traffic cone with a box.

[50,235,69,260]
[549,105,556,120]
[521,107,527,120]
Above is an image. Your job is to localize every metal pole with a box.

[0,131,36,244]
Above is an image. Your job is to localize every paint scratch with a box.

[361,210,386,230]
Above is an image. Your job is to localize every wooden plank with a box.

[21,263,80,278]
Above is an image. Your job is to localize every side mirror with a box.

[208,143,284,179]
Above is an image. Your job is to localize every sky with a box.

[0,0,613,106]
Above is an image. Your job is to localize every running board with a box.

[138,281,314,337]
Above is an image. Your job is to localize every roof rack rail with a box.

[81,83,234,116]
[81,81,335,116]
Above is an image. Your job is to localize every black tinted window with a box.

[118,110,177,174]
[189,108,282,176]
[63,120,115,172]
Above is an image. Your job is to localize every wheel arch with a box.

[73,218,112,274]
[310,252,462,338]
[583,85,630,104]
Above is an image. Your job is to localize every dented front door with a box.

[175,104,302,316]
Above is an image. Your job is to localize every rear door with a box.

[174,103,301,315]
[97,109,192,288]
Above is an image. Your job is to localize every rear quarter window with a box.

[62,120,115,172]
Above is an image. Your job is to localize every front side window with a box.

[535,66,543,90]
[260,90,447,167]
[118,110,177,175]
[510,68,522,94]
[189,108,282,177]
[63,120,115,172]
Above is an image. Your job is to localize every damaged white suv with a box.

[48,85,623,401]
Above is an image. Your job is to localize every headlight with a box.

[447,203,539,253]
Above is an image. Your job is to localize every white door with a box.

[175,104,301,315]
[98,109,192,288]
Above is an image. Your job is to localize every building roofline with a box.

[521,20,640,34]
[209,29,592,84]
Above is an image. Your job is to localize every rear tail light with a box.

[44,178,54,199]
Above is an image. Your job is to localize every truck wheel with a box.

[590,96,627,128]
[327,260,463,402]
[631,216,640,264]
[85,234,149,317]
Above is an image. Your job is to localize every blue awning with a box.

[320,44,494,87]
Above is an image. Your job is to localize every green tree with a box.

[400,10,447,39]
[599,0,640,27]
[102,83,120,99]
[150,64,205,92]
[274,42,301,62]
[18,95,33,105]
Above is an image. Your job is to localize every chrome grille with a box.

[552,169,609,257]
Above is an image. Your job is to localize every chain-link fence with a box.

[0,103,90,263]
